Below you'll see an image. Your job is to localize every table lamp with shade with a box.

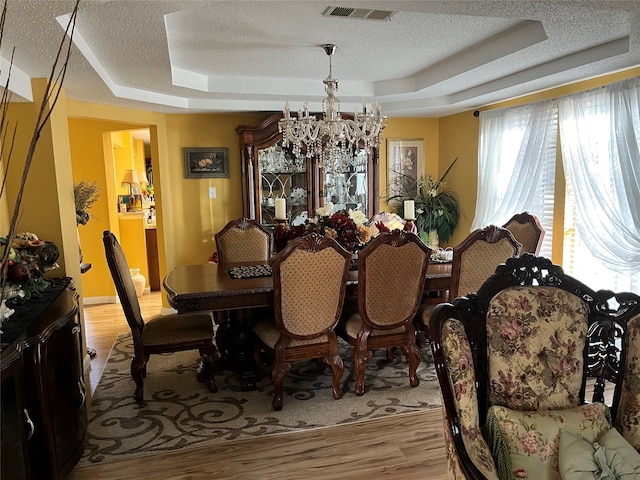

[121,169,140,211]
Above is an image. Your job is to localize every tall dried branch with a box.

[1,0,81,300]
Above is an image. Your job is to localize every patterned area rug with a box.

[79,333,441,466]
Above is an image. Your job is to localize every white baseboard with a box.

[83,293,175,316]
[83,296,118,305]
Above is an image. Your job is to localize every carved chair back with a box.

[450,225,522,301]
[272,233,351,341]
[357,229,431,330]
[502,211,545,255]
[215,217,273,263]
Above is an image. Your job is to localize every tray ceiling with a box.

[2,1,639,117]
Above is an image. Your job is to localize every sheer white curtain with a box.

[559,77,640,276]
[472,101,557,257]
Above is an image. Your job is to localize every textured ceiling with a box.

[2,0,639,117]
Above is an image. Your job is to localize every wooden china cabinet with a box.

[236,113,380,228]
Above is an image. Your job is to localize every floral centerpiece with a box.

[280,203,373,254]
[0,233,60,305]
[388,157,461,246]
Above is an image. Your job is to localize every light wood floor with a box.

[68,292,449,480]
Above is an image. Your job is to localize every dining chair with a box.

[213,217,274,341]
[214,217,273,263]
[416,225,522,338]
[103,231,218,401]
[339,229,431,395]
[502,211,545,255]
[251,233,351,411]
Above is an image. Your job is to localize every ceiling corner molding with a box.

[0,56,33,101]
[374,20,548,97]
[450,36,631,104]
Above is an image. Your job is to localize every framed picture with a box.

[386,139,424,201]
[183,147,229,178]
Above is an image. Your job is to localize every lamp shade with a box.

[137,170,149,185]
[121,169,140,187]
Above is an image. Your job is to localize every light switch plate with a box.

[208,187,216,199]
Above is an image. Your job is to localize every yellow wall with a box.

[3,79,80,282]
[437,111,479,247]
[8,67,638,304]
[377,118,439,212]
[68,117,145,299]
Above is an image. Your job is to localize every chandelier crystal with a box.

[278,44,387,171]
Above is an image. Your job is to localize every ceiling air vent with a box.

[323,6,394,21]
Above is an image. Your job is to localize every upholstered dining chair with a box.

[213,217,274,332]
[502,211,545,255]
[338,229,431,395]
[214,217,273,263]
[103,231,218,401]
[251,233,351,411]
[416,225,522,338]
[428,254,640,480]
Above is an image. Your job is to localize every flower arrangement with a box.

[141,183,154,199]
[388,157,461,245]
[0,235,60,303]
[74,180,100,225]
[283,202,373,254]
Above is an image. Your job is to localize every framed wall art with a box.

[386,139,424,202]
[183,147,229,178]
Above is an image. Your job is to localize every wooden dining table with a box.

[163,260,452,389]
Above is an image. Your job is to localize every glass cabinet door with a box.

[321,149,369,213]
[258,144,308,226]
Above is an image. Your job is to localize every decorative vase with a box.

[129,268,146,297]
[428,229,439,250]
[76,228,83,263]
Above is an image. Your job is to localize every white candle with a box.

[275,198,286,219]
[404,200,415,220]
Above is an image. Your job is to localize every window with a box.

[473,101,557,258]
[475,77,640,293]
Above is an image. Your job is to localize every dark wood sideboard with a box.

[1,278,87,480]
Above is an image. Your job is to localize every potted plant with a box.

[73,180,100,226]
[73,180,100,263]
[388,157,461,247]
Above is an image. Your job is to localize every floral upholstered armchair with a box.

[428,254,640,480]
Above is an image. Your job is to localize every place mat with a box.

[228,264,272,279]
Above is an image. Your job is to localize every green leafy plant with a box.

[388,157,461,244]
[73,180,100,225]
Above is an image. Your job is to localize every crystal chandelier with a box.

[278,44,387,171]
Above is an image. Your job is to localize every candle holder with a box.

[273,218,290,253]
[403,218,418,234]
